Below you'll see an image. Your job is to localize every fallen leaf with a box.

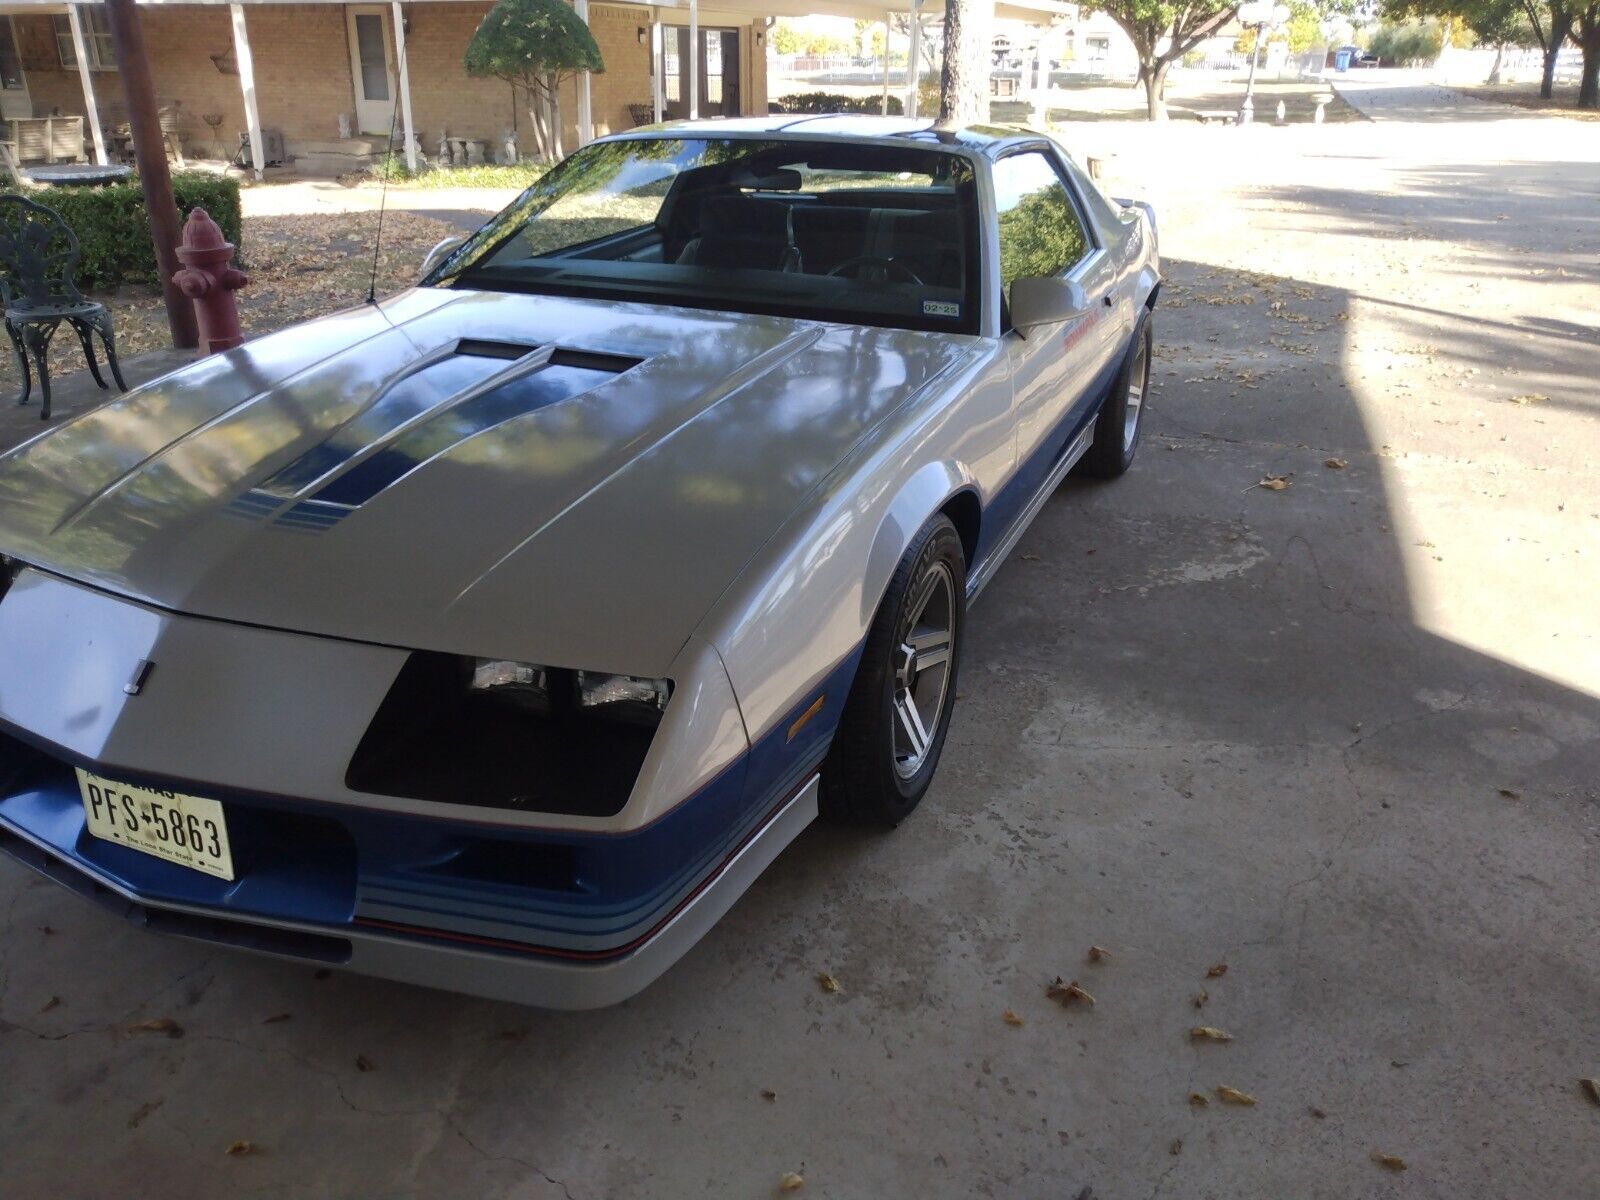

[778,1171,805,1191]
[816,973,840,994]
[1086,945,1111,963]
[1020,553,1041,562]
[1192,989,1209,1009]
[1206,963,1228,979]
[1581,1078,1600,1107]
[128,1017,182,1037]
[1507,393,1548,405]
[760,1089,777,1102]
[1190,1026,1234,1042]
[1002,1009,1025,1027]
[1169,1138,1183,1155]
[1188,1092,1210,1107]
[1045,977,1095,1007]
[262,1013,291,1025]
[1372,1152,1407,1171]
[1215,1085,1256,1106]
[1309,1106,1327,1119]
[1257,474,1290,491]
[1324,458,1347,469]
[38,996,59,1014]
[1499,788,1521,800]
[225,1140,256,1157]
[355,1054,377,1072]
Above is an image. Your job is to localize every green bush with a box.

[1,173,242,290]
[776,91,905,115]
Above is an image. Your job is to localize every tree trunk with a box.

[938,0,993,126]
[1144,59,1170,120]
[548,72,564,160]
[1486,42,1506,83]
[1581,39,1600,107]
[1540,40,1562,96]
[1436,16,1454,66]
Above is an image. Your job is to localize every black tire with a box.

[820,515,966,826]
[1080,312,1153,480]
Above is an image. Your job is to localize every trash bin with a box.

[1334,49,1353,72]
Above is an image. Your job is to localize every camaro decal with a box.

[1061,308,1103,354]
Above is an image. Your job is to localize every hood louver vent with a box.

[228,339,644,533]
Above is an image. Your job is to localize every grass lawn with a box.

[1451,83,1600,120]
[353,160,550,189]
[0,208,464,395]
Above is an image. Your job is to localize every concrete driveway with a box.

[2,107,1597,1199]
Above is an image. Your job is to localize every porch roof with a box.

[0,0,1080,26]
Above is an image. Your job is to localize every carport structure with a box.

[0,0,1072,178]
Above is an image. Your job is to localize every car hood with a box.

[0,288,971,676]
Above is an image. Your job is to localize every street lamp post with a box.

[1237,2,1289,125]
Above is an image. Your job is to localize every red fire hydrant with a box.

[172,207,248,355]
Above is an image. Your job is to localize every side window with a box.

[992,152,1091,295]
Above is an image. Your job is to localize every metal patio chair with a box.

[0,193,127,420]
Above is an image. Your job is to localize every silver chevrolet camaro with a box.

[0,117,1158,1008]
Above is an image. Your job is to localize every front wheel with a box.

[1080,314,1152,480]
[820,515,966,826]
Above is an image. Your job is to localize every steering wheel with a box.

[825,256,924,285]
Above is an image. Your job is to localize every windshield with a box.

[427,137,982,335]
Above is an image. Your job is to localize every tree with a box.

[465,0,603,163]
[939,0,995,124]
[1088,0,1242,120]
[771,22,803,55]
[1578,2,1600,106]
[1389,0,1575,94]
[1523,1,1575,97]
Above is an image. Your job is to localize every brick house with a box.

[0,0,781,173]
[0,0,1070,175]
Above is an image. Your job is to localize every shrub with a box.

[1,173,242,290]
[1367,21,1444,66]
[776,91,905,115]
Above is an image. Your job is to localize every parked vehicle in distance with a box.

[0,117,1159,1008]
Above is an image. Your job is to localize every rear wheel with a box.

[820,515,965,826]
[1081,314,1152,480]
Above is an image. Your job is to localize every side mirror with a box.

[1009,276,1090,333]
[421,235,467,278]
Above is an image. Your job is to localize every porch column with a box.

[67,6,108,165]
[229,3,265,180]
[651,17,664,122]
[390,0,417,171]
[688,0,699,119]
[575,0,593,143]
[881,11,890,115]
[905,0,922,118]
[1031,33,1045,126]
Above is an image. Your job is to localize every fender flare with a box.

[859,459,981,629]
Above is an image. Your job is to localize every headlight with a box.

[471,659,671,726]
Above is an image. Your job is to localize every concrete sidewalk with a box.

[1331,68,1582,123]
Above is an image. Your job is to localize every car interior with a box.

[456,142,983,333]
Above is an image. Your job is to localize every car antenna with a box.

[367,95,404,305]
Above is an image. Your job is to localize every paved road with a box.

[2,112,1598,1198]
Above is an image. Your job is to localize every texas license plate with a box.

[76,768,235,881]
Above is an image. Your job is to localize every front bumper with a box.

[0,763,817,1009]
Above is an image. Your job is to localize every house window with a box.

[0,20,24,90]
[54,9,118,71]
[1085,36,1110,63]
